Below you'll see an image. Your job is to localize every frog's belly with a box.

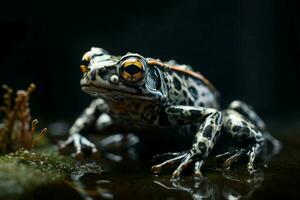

[111,114,196,135]
[108,115,198,154]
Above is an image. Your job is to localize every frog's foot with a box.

[222,149,247,170]
[152,150,204,180]
[59,133,100,160]
[223,144,261,173]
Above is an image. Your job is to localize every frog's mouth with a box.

[81,84,156,100]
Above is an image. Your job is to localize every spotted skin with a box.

[60,47,281,179]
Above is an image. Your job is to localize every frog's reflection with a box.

[64,168,263,200]
[155,177,218,200]
[154,169,264,200]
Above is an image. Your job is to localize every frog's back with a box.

[163,62,220,109]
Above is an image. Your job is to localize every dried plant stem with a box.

[0,83,47,153]
[32,127,48,149]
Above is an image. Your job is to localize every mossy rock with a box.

[0,147,102,199]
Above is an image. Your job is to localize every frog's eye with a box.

[80,53,91,73]
[80,58,90,73]
[119,57,145,82]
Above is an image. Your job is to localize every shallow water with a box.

[32,130,300,200]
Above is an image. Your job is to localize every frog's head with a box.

[80,47,168,101]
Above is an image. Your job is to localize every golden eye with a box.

[120,57,145,82]
[80,53,91,73]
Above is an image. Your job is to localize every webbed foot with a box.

[59,133,100,160]
[152,150,205,180]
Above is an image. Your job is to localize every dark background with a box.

[0,0,299,123]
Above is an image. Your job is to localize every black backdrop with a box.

[0,0,299,121]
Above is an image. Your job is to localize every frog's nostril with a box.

[110,75,119,84]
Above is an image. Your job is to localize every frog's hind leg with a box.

[228,100,282,155]
[222,109,264,173]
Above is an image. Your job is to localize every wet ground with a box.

[32,124,300,200]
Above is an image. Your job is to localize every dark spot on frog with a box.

[197,142,207,153]
[190,109,205,119]
[188,99,194,105]
[173,77,181,90]
[183,90,188,98]
[203,125,213,139]
[90,70,97,81]
[174,91,180,96]
[212,131,220,143]
[97,67,108,79]
[179,100,186,105]
[189,86,198,99]
[156,78,161,89]
[232,125,241,132]
[167,107,183,114]
[244,127,250,134]
[238,133,249,142]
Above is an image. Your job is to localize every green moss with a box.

[0,148,75,199]
[0,146,103,199]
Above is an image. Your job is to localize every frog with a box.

[59,47,281,179]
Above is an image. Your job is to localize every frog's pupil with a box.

[124,65,141,75]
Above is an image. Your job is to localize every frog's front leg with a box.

[59,98,111,159]
[152,106,223,179]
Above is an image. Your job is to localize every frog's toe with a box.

[171,152,194,180]
[59,136,84,160]
[152,151,205,179]
[152,153,187,174]
[193,161,204,179]
[59,133,100,160]
[247,144,261,173]
[152,151,188,162]
[80,135,98,154]
[58,136,74,154]
[223,149,246,170]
